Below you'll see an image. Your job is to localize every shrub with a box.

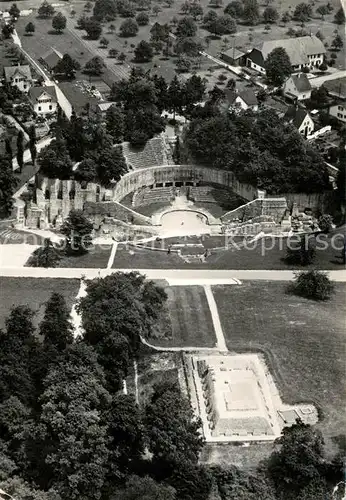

[285,235,316,266]
[318,214,333,232]
[289,270,335,301]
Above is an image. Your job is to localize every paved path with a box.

[107,242,118,269]
[204,285,227,352]
[70,278,86,339]
[1,267,345,281]
[310,70,346,88]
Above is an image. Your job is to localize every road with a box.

[12,29,73,118]
[310,70,346,88]
[0,267,345,282]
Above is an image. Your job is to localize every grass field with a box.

[56,245,112,268]
[0,277,79,329]
[152,285,216,347]
[212,281,346,439]
[111,231,346,269]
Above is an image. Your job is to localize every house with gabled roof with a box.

[283,72,312,101]
[284,105,314,136]
[4,64,32,93]
[224,89,258,113]
[246,36,326,75]
[28,85,58,116]
[40,48,63,71]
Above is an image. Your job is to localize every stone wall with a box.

[282,192,333,214]
[84,201,151,225]
[221,198,288,224]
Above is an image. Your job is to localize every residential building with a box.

[246,36,326,75]
[220,48,246,66]
[224,89,259,113]
[28,86,58,116]
[284,105,314,136]
[3,64,32,93]
[40,48,63,71]
[283,73,312,101]
[329,101,346,123]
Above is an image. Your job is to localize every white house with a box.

[28,85,58,116]
[224,89,259,113]
[246,36,326,75]
[329,101,346,123]
[4,65,32,93]
[283,73,312,101]
[284,105,314,136]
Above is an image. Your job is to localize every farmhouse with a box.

[283,72,312,101]
[246,36,326,74]
[28,85,57,116]
[4,64,32,93]
[284,105,314,136]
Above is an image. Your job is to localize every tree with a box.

[176,54,192,72]
[118,52,126,63]
[32,343,111,498]
[0,306,37,406]
[176,16,197,38]
[60,210,93,254]
[25,22,35,35]
[145,382,204,468]
[152,4,160,16]
[331,34,343,50]
[107,394,144,470]
[54,53,80,78]
[87,144,128,185]
[285,234,316,266]
[190,3,204,20]
[265,47,292,86]
[100,36,109,47]
[108,47,118,58]
[293,3,313,22]
[289,270,335,301]
[134,40,153,62]
[27,238,61,268]
[112,476,176,500]
[263,6,279,23]
[84,56,105,75]
[316,5,329,20]
[315,30,324,41]
[242,0,259,25]
[334,7,345,24]
[28,125,37,165]
[167,462,212,500]
[224,0,243,17]
[268,420,327,496]
[16,130,24,173]
[37,138,73,178]
[309,85,329,107]
[84,18,102,39]
[93,0,117,21]
[40,293,73,352]
[119,18,139,36]
[211,465,275,500]
[9,3,20,20]
[0,156,17,218]
[37,0,55,18]
[204,13,237,35]
[52,12,66,33]
[183,74,206,111]
[74,158,97,183]
[136,11,149,25]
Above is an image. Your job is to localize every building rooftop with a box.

[256,36,326,66]
[290,72,312,93]
[4,64,32,82]
[28,85,57,102]
[221,47,246,60]
[225,89,258,107]
[41,48,63,69]
[284,105,310,128]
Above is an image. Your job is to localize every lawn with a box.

[56,245,112,268]
[151,285,216,347]
[212,281,346,439]
[112,231,346,270]
[0,277,79,329]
